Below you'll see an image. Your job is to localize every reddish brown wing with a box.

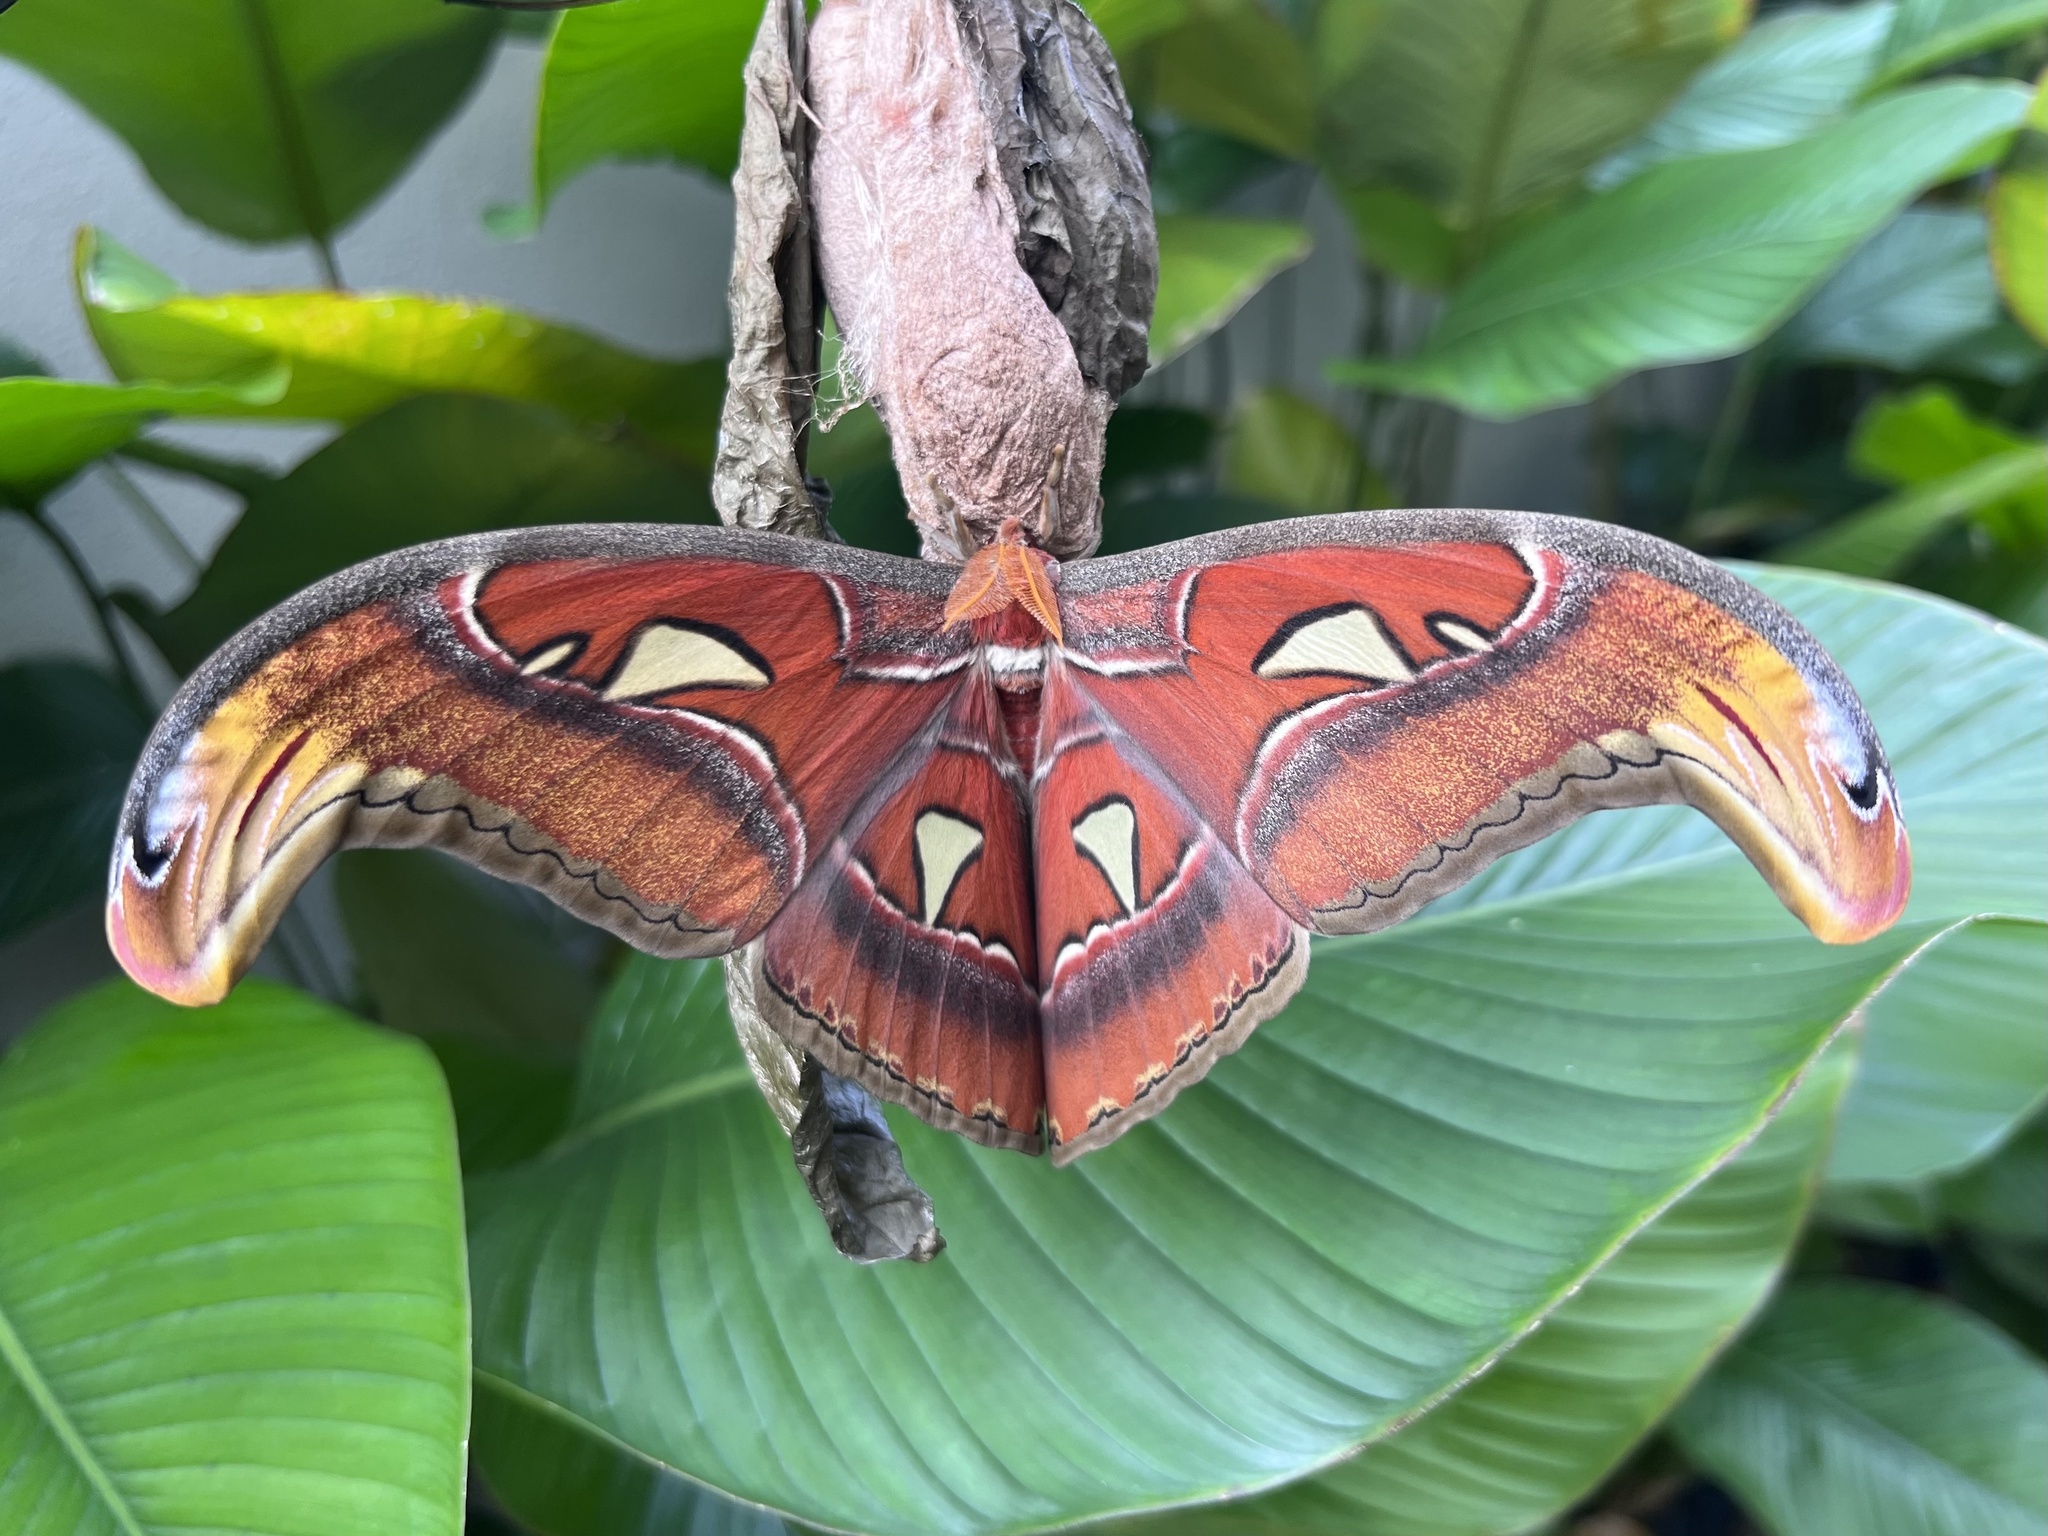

[749,670,1044,1151]
[107,526,969,1006]
[1031,665,1303,1162]
[1046,509,1910,1155]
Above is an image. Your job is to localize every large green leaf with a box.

[1828,918,2048,1185]
[1151,215,1311,366]
[483,1032,1858,1536]
[79,231,725,468]
[1146,0,1316,161]
[459,562,2045,1536]
[1942,1111,2048,1239]
[1589,1,1895,190]
[339,849,601,1175]
[1335,80,2032,418]
[1872,0,2048,89]
[0,0,494,247]
[135,393,714,673]
[0,663,148,944]
[0,980,470,1533]
[1783,207,2005,372]
[1315,0,1740,271]
[1113,1034,1857,1536]
[475,1380,791,1536]
[1671,1280,2048,1536]
[518,0,758,227]
[1089,0,1195,53]
[0,367,287,503]
[467,904,1930,1536]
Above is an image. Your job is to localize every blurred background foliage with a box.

[0,0,2043,1534]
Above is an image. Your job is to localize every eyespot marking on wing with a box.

[602,621,772,699]
[1253,604,1416,684]
[519,637,583,676]
[1072,796,1139,915]
[913,809,984,927]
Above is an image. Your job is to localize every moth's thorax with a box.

[973,603,1049,774]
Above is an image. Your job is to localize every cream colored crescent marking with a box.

[1432,618,1494,654]
[1072,799,1138,914]
[914,810,984,926]
[519,638,580,676]
[602,623,769,699]
[1256,606,1416,683]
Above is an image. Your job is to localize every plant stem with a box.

[103,460,201,580]
[1353,267,1391,476]
[1461,0,1552,275]
[238,0,345,287]
[1693,348,1769,515]
[117,438,280,500]
[28,504,151,707]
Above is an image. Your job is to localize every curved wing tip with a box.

[105,901,234,1007]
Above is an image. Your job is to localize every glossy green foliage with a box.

[0,369,284,503]
[475,1380,792,1536]
[134,393,714,673]
[1336,80,2032,417]
[1146,0,1315,160]
[0,981,470,1533]
[1314,0,1740,270]
[524,0,760,223]
[1673,1280,2048,1536]
[1589,1,1896,189]
[1116,1038,1857,1536]
[481,1022,1860,1536]
[1991,75,2048,343]
[1785,386,2048,576]
[0,0,495,245]
[1221,387,1377,513]
[1151,216,1311,365]
[1784,208,2007,372]
[1873,0,2048,87]
[1829,919,2048,1184]
[78,233,726,469]
[0,664,147,943]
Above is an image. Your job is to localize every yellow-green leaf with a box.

[1151,215,1311,366]
[78,231,724,467]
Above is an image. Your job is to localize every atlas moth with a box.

[105,0,1910,1233]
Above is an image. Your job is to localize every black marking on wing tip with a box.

[130,832,171,881]
[1844,763,1882,811]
